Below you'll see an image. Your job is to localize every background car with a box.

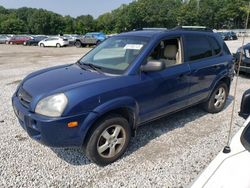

[234,43,250,74]
[74,32,106,47]
[218,31,238,41]
[86,32,106,41]
[24,36,48,46]
[227,31,238,40]
[38,37,69,47]
[63,34,79,46]
[8,35,32,45]
[191,89,250,188]
[0,35,10,44]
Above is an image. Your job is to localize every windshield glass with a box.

[79,36,149,74]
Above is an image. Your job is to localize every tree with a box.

[75,15,94,34]
[0,18,27,34]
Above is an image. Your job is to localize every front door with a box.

[136,37,191,123]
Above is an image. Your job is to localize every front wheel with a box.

[56,43,61,48]
[203,82,229,113]
[75,41,82,48]
[85,115,131,166]
[40,43,45,47]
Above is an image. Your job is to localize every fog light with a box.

[67,121,78,128]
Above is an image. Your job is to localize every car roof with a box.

[117,29,215,38]
[86,32,104,35]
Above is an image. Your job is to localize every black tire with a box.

[85,114,131,166]
[75,41,82,48]
[56,43,61,48]
[203,82,229,113]
[96,40,101,45]
[40,43,45,47]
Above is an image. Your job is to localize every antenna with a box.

[223,2,250,154]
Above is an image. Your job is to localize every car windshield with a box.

[78,36,149,74]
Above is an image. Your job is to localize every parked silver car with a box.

[0,35,10,44]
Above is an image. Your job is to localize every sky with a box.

[0,0,134,18]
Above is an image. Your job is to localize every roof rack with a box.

[133,27,168,31]
[173,26,213,32]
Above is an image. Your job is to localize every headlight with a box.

[35,93,68,117]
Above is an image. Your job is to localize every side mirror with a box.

[239,89,250,119]
[140,60,165,72]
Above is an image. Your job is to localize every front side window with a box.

[79,36,149,74]
[146,38,183,68]
[186,35,213,61]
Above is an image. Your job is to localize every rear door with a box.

[184,34,227,104]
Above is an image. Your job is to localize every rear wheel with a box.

[203,82,229,113]
[75,41,82,48]
[85,115,131,166]
[40,43,45,47]
[56,43,61,48]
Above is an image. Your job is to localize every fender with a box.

[79,96,139,144]
[207,70,232,101]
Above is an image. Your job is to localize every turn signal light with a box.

[67,121,78,128]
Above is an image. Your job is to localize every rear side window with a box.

[207,37,221,55]
[185,35,213,61]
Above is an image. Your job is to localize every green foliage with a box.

[0,0,249,35]
[75,15,95,34]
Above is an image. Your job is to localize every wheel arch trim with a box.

[79,96,139,144]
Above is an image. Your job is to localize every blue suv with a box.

[12,27,234,165]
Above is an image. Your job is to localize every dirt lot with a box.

[0,40,250,187]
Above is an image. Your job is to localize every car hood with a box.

[22,64,109,97]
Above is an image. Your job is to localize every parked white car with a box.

[191,89,250,188]
[38,37,69,47]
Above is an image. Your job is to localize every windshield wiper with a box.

[82,62,103,74]
[76,60,87,70]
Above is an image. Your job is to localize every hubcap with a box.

[97,125,126,158]
[214,87,226,108]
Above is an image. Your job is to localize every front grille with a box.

[17,87,32,108]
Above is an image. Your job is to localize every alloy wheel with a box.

[97,124,126,159]
[214,87,226,109]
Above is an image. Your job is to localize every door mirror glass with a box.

[239,89,250,119]
[140,60,165,72]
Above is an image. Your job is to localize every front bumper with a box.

[62,42,69,46]
[12,95,88,147]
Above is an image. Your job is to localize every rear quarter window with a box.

[207,36,221,55]
[185,35,213,61]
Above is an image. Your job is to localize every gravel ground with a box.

[0,39,250,187]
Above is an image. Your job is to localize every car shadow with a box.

[50,96,233,166]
